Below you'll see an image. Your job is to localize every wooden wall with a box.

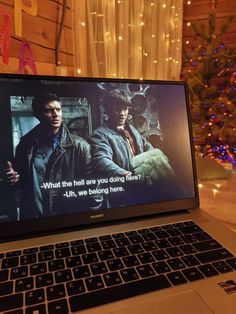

[0,1,235,76]
[0,0,74,75]
[183,0,236,51]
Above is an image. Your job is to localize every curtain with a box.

[73,0,183,80]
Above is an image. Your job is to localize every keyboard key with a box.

[115,237,131,247]
[180,234,196,244]
[0,269,9,282]
[36,273,54,287]
[166,228,181,237]
[198,264,219,277]
[66,280,86,296]
[2,257,19,269]
[86,242,102,252]
[155,239,171,249]
[152,261,171,274]
[212,261,233,274]
[226,257,236,270]
[112,233,125,239]
[103,271,122,286]
[73,265,90,279]
[0,293,23,312]
[141,241,157,251]
[48,299,69,314]
[141,233,157,241]
[69,275,171,311]
[46,284,66,301]
[137,252,155,264]
[39,244,54,251]
[65,256,82,268]
[55,242,69,248]
[30,263,47,275]
[179,224,203,234]
[122,255,140,267]
[113,247,129,258]
[98,235,112,241]
[85,275,105,291]
[90,262,108,275]
[166,247,183,258]
[167,258,185,271]
[0,281,13,296]
[181,255,200,267]
[82,253,99,264]
[70,239,84,246]
[85,237,98,243]
[167,271,187,285]
[10,266,28,279]
[98,249,114,261]
[38,251,54,262]
[107,258,124,271]
[152,249,169,261]
[120,268,139,282]
[26,304,46,314]
[193,232,212,241]
[48,259,65,271]
[15,277,34,292]
[128,235,144,244]
[195,248,234,264]
[154,230,169,239]
[101,240,117,250]
[168,237,184,246]
[71,245,86,256]
[136,265,155,278]
[55,248,71,259]
[127,244,144,254]
[25,288,45,305]
[23,247,38,255]
[182,267,205,281]
[20,254,37,265]
[6,251,22,258]
[179,244,196,255]
[192,240,222,252]
[55,269,73,283]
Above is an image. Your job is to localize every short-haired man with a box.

[89,89,153,177]
[5,92,93,219]
[89,89,154,207]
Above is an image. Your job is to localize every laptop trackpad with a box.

[109,290,213,314]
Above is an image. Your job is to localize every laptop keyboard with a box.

[0,220,236,313]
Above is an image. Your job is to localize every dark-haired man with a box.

[89,89,153,177]
[5,92,94,219]
[89,89,154,207]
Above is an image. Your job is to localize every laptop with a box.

[0,74,235,314]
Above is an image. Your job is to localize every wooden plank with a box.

[0,56,74,76]
[8,37,74,66]
[184,0,236,19]
[0,3,73,51]
[0,0,73,28]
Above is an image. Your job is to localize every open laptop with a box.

[0,74,235,314]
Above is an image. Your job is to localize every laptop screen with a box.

[0,75,198,238]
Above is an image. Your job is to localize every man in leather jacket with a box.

[5,92,93,219]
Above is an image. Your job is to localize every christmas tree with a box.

[182,11,236,165]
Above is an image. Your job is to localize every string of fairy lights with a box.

[75,0,184,79]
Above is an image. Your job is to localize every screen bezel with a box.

[0,74,199,241]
